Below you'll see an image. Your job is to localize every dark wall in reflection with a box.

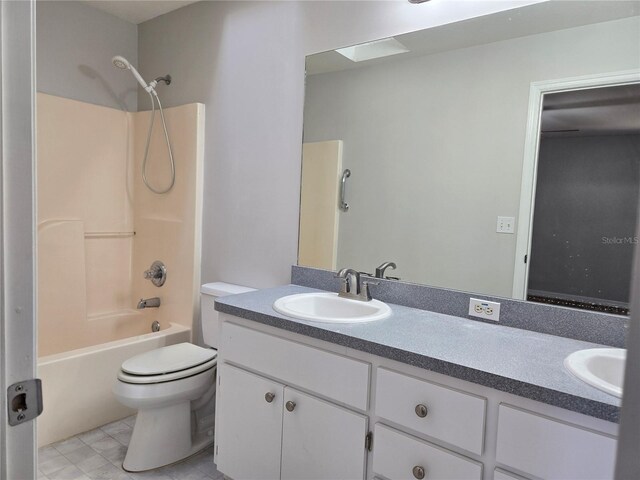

[529,134,640,305]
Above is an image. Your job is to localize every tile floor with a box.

[38,416,223,480]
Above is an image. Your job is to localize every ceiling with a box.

[81,0,199,24]
[542,84,640,137]
[306,1,640,75]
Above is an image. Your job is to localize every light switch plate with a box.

[497,216,515,234]
[469,298,501,321]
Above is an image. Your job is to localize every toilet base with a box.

[122,401,213,472]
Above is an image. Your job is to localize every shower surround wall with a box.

[37,93,136,356]
[37,93,204,446]
[132,105,205,336]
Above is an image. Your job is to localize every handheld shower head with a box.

[112,55,129,70]
[112,55,175,194]
[111,55,153,93]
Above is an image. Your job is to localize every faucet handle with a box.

[361,280,379,301]
[144,261,167,287]
[375,261,397,279]
[144,269,159,279]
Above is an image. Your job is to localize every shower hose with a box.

[142,90,175,194]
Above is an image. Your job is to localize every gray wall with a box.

[303,18,640,298]
[529,134,640,304]
[138,1,303,292]
[615,198,640,477]
[137,0,552,294]
[36,1,138,111]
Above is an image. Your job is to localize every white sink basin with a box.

[273,292,391,323]
[564,348,626,398]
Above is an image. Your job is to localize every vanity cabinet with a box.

[215,316,618,480]
[216,323,370,480]
[216,363,368,480]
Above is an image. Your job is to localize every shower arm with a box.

[154,75,172,86]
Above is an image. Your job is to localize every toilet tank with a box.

[201,282,255,349]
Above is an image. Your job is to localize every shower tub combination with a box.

[37,320,190,447]
[36,91,204,447]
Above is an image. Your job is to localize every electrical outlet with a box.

[469,298,501,321]
[497,216,515,234]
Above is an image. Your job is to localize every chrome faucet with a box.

[336,268,360,294]
[137,297,161,309]
[144,260,167,287]
[375,261,397,279]
[336,268,378,302]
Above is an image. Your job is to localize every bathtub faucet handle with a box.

[144,260,167,287]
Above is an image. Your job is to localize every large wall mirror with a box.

[299,1,640,314]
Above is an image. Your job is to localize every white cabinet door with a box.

[281,387,368,480]
[496,404,616,480]
[215,363,284,480]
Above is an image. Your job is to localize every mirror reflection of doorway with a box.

[527,83,640,314]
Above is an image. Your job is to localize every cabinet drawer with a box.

[221,322,370,410]
[496,404,616,480]
[375,367,486,454]
[372,424,482,480]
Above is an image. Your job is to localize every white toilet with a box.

[112,282,255,472]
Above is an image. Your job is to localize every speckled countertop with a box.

[215,284,621,422]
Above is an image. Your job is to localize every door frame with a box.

[511,69,640,300]
[0,0,37,478]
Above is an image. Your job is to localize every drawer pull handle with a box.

[413,465,425,479]
[286,400,296,412]
[415,404,428,418]
[264,392,275,403]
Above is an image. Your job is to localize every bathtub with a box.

[37,321,191,447]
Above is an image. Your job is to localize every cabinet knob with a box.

[412,465,425,479]
[285,400,296,412]
[415,404,428,418]
[264,392,275,403]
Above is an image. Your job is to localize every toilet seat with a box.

[118,357,217,384]
[118,343,218,385]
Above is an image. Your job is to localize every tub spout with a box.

[137,297,160,309]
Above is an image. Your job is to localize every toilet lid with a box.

[121,343,217,376]
[118,356,217,384]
